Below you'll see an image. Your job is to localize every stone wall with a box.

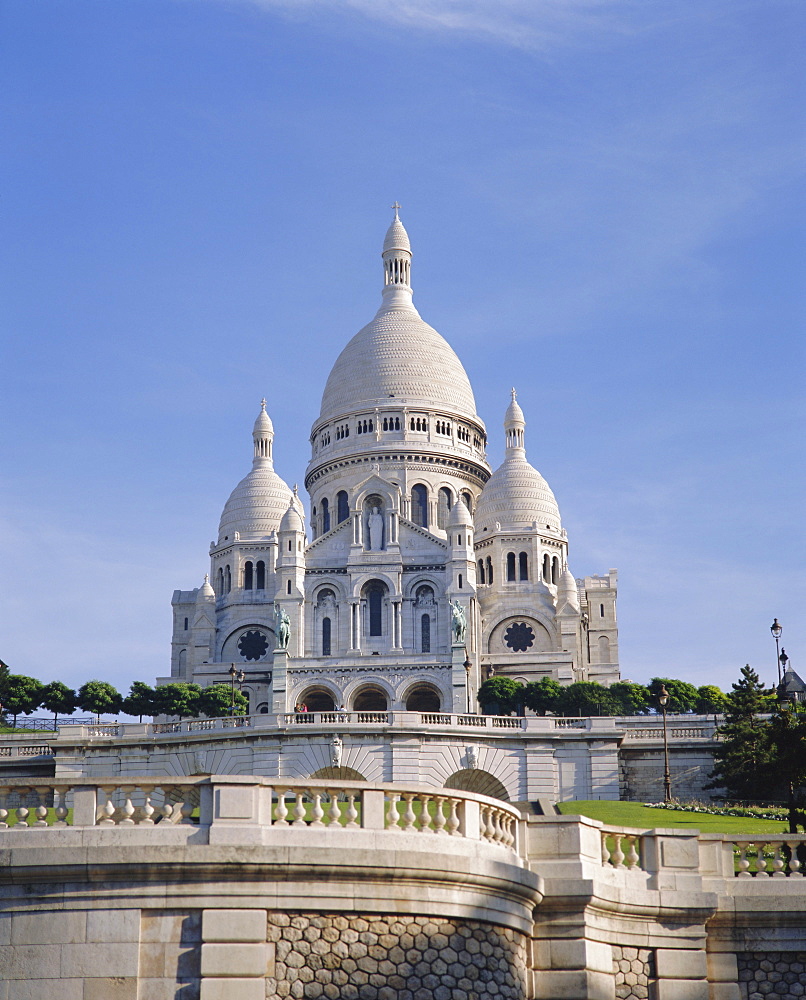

[266,912,528,1000]
[612,945,655,1000]
[619,745,721,802]
[738,952,806,1000]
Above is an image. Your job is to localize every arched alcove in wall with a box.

[445,767,509,802]
[352,686,388,711]
[404,684,442,712]
[309,766,367,782]
[299,687,336,712]
[443,769,510,802]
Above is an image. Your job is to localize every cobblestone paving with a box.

[612,944,655,1000]
[265,912,528,999]
[738,952,806,999]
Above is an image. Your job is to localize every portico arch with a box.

[444,768,510,802]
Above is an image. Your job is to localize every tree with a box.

[123,681,158,722]
[648,678,698,714]
[609,681,651,716]
[707,665,776,802]
[199,683,248,718]
[556,681,618,717]
[0,658,10,704]
[40,681,76,725]
[2,675,44,726]
[77,680,122,721]
[696,685,728,717]
[154,683,202,720]
[766,702,806,832]
[523,678,561,716]
[477,677,524,716]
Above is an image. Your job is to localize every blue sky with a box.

[1,0,804,699]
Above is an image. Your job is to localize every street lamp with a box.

[463,655,472,714]
[228,665,243,715]
[658,684,672,804]
[771,619,783,685]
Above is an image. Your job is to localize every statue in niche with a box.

[330,735,343,768]
[367,506,384,551]
[466,745,478,770]
[274,602,290,651]
[451,601,467,644]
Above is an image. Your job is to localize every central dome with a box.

[319,308,478,421]
[318,209,478,423]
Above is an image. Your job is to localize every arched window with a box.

[458,573,463,589]
[364,580,387,637]
[286,579,291,594]
[478,559,485,585]
[421,614,431,653]
[256,561,265,590]
[225,565,231,593]
[543,554,550,582]
[437,487,453,529]
[183,617,188,631]
[519,552,528,581]
[216,567,224,594]
[598,635,610,661]
[322,617,332,656]
[461,491,472,511]
[337,490,349,523]
[321,498,330,533]
[506,552,516,582]
[600,603,605,618]
[486,556,493,584]
[244,561,254,590]
[411,484,428,528]
[552,556,559,584]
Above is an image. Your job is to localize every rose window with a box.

[503,622,535,652]
[237,630,269,661]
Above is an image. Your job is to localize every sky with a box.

[1,0,804,702]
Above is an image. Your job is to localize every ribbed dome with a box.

[475,456,562,535]
[319,306,478,421]
[383,213,411,253]
[218,466,293,541]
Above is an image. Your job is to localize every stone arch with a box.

[309,766,368,782]
[294,682,341,712]
[220,623,275,662]
[351,684,389,712]
[443,769,510,802]
[403,682,442,712]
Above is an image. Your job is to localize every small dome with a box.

[279,501,304,533]
[557,566,580,612]
[383,205,411,253]
[253,399,273,435]
[448,498,473,528]
[505,388,525,427]
[474,456,562,535]
[197,573,215,602]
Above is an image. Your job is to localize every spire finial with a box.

[204,573,209,584]
[260,397,267,411]
[392,201,401,219]
[511,387,517,400]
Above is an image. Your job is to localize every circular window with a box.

[503,622,535,652]
[237,630,269,661]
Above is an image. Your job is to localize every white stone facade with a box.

[165,209,620,715]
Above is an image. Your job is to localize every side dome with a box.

[474,390,562,535]
[318,207,478,423]
[218,402,293,542]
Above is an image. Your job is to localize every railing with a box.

[601,828,643,870]
[553,718,588,729]
[0,744,55,759]
[623,727,716,740]
[281,712,391,725]
[0,777,520,853]
[725,836,806,878]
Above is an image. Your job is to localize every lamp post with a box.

[775,663,798,833]
[771,619,783,685]
[228,665,238,715]
[658,684,672,803]
[464,655,472,714]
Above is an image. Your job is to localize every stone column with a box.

[451,643,468,713]
[271,650,288,715]
[392,600,403,650]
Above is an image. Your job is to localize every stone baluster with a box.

[326,790,341,826]
[14,788,31,827]
[33,786,51,827]
[789,843,803,877]
[601,831,611,866]
[292,791,307,826]
[119,786,136,825]
[401,794,416,831]
[754,841,768,877]
[417,795,431,832]
[139,785,156,825]
[98,786,118,825]
[736,842,751,877]
[770,842,786,877]
[310,791,325,827]
[625,834,640,870]
[611,834,626,868]
[432,796,446,835]
[346,792,360,829]
[53,788,70,827]
[0,787,9,828]
[274,789,289,826]
[446,797,460,836]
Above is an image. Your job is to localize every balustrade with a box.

[600,828,643,870]
[730,837,806,878]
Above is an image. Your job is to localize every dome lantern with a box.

[253,398,274,465]
[504,387,525,454]
[381,202,413,309]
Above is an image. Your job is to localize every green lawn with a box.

[557,800,788,835]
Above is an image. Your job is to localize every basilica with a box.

[164,209,620,715]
